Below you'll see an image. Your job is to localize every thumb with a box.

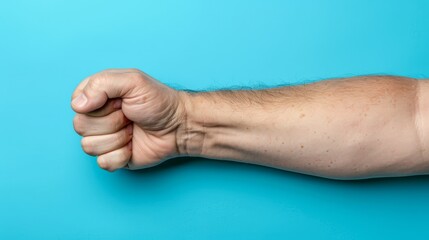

[71,72,137,113]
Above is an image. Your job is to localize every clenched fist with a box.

[71,69,188,171]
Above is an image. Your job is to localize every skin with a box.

[71,69,429,180]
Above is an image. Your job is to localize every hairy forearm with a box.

[176,76,429,179]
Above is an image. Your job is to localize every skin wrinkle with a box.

[175,93,188,155]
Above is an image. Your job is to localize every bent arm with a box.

[176,76,429,180]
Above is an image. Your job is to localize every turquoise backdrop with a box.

[1,0,429,239]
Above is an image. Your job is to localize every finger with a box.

[73,109,130,136]
[70,69,131,101]
[71,70,142,114]
[71,69,142,104]
[97,142,132,172]
[81,124,133,156]
[71,77,90,100]
[86,98,122,117]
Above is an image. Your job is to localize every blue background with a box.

[1,0,429,239]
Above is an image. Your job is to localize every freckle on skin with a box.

[300,113,305,118]
[301,145,304,148]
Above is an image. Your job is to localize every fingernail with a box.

[113,99,122,109]
[72,94,87,108]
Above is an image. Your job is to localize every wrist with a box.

[175,90,255,159]
[175,91,206,156]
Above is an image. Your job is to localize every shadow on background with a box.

[122,156,429,185]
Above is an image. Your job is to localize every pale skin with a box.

[71,69,429,180]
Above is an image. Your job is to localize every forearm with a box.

[176,76,429,179]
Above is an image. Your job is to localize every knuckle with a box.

[97,156,109,170]
[88,79,101,90]
[127,71,145,83]
[73,115,85,136]
[88,75,105,90]
[81,138,95,156]
[71,91,81,101]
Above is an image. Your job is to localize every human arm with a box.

[71,69,429,180]
[176,76,429,179]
